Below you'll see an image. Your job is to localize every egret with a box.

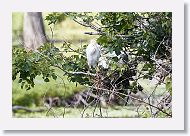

[98,56,109,69]
[86,39,101,69]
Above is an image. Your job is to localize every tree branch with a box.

[84,32,104,35]
[68,72,96,77]
[12,106,45,113]
[85,86,172,117]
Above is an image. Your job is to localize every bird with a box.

[86,39,101,69]
[98,56,109,69]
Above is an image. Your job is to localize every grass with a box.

[13,106,141,118]
[12,66,85,107]
[12,73,85,107]
[138,79,166,96]
[43,13,98,45]
[13,105,170,118]
[12,12,98,46]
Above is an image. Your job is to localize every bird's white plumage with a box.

[98,56,109,69]
[86,39,101,68]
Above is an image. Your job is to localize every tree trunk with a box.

[23,12,47,50]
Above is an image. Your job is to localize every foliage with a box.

[14,12,172,91]
[62,12,172,91]
[12,42,91,90]
[12,45,59,90]
[12,12,172,117]
[12,75,85,107]
[45,12,66,25]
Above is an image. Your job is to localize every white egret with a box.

[86,39,101,69]
[98,56,109,69]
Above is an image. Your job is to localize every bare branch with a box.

[85,85,172,117]
[12,106,45,113]
[68,72,96,77]
[84,32,104,35]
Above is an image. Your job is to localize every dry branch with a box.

[12,106,45,113]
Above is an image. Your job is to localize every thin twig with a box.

[86,85,172,117]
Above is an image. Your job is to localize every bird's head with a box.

[90,39,97,46]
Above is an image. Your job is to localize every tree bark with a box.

[23,12,47,50]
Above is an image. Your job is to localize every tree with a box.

[13,12,172,117]
[23,12,47,50]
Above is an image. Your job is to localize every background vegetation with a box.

[12,12,172,118]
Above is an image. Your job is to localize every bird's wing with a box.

[89,47,96,55]
[97,44,101,53]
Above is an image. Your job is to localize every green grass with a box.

[13,106,141,118]
[12,12,98,47]
[138,79,166,96]
[13,77,85,106]
[43,12,98,45]
[12,68,85,107]
[13,105,170,118]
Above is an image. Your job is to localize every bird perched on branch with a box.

[86,39,101,69]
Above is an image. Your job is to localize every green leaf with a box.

[44,78,50,82]
[18,79,22,83]
[21,82,25,89]
[52,74,57,80]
